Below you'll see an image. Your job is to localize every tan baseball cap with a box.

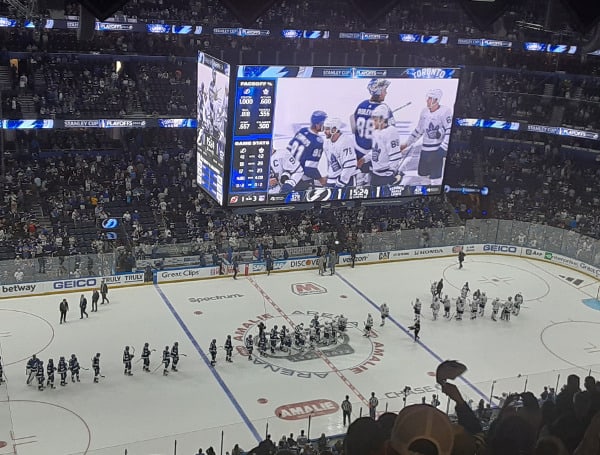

[389,404,454,455]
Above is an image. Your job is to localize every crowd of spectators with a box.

[1,54,196,119]
[0,0,599,451]
[454,69,600,130]
[238,370,600,455]
[57,0,571,42]
[2,30,600,127]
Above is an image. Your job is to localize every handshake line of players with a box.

[412,279,524,322]
[211,314,352,366]
[272,79,452,194]
[16,342,184,390]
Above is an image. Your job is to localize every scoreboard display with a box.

[196,52,231,205]
[227,65,460,206]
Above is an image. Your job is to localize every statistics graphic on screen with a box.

[228,66,460,206]
[196,52,230,205]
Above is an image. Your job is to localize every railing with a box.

[0,252,115,285]
[2,219,600,285]
[356,219,600,268]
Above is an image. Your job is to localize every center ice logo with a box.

[235,311,385,379]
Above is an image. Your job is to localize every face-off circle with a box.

[0,309,55,366]
[540,321,600,373]
[443,260,550,301]
[238,313,382,375]
[0,399,91,454]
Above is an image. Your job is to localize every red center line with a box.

[247,277,369,407]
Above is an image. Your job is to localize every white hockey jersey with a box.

[324,133,357,187]
[492,299,501,311]
[369,125,403,177]
[268,149,289,194]
[405,105,453,152]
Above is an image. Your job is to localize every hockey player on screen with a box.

[279,110,328,194]
[268,148,285,194]
[323,118,357,188]
[401,89,453,180]
[361,104,404,187]
[350,78,391,186]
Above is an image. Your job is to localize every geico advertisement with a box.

[1,273,146,299]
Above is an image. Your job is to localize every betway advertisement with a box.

[0,273,145,299]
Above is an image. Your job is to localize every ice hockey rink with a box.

[1,254,600,455]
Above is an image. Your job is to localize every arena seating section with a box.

[0,0,599,452]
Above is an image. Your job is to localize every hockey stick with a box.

[152,363,164,374]
[392,101,412,113]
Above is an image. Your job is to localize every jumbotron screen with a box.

[227,66,460,206]
[196,52,230,205]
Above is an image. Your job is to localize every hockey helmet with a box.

[426,88,443,102]
[310,110,328,126]
[371,104,391,120]
[367,78,391,96]
[324,117,342,132]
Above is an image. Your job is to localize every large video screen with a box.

[196,52,230,205]
[228,66,460,206]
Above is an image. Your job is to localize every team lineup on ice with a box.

[1,253,600,454]
[269,76,458,198]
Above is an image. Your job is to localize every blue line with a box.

[153,284,262,442]
[335,273,491,404]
